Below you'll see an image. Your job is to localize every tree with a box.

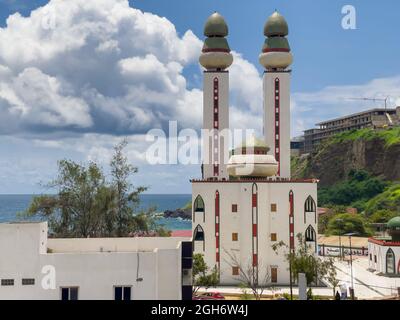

[224,249,271,300]
[272,233,337,288]
[326,213,371,236]
[325,258,340,299]
[192,254,219,295]
[24,140,165,238]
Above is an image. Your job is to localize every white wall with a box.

[0,222,185,300]
[263,71,291,179]
[192,180,318,285]
[368,241,400,275]
[202,71,229,180]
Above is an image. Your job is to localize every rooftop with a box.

[316,108,397,126]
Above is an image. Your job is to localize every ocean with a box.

[0,194,192,231]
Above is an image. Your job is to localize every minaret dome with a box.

[199,12,233,71]
[259,11,293,70]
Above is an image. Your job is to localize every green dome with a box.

[387,216,400,230]
[262,37,290,52]
[204,12,228,37]
[202,37,230,52]
[264,11,289,37]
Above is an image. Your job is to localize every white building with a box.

[0,222,192,300]
[368,217,400,276]
[192,11,318,285]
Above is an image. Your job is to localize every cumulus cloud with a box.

[0,0,204,135]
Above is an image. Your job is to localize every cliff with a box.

[292,127,400,187]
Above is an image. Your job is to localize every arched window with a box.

[193,225,205,251]
[304,196,316,223]
[386,248,395,274]
[193,195,205,223]
[305,225,316,242]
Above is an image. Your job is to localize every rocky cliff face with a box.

[293,137,400,187]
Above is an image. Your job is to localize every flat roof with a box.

[316,108,396,126]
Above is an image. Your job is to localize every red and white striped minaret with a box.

[259,11,293,179]
[199,12,233,180]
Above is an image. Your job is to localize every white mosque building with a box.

[192,11,318,285]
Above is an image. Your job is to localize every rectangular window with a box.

[232,204,238,212]
[271,267,278,283]
[1,279,14,286]
[232,266,239,276]
[114,286,132,301]
[61,287,79,300]
[271,204,277,212]
[232,233,238,241]
[271,233,277,242]
[374,255,377,263]
[22,278,35,286]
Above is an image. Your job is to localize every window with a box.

[22,278,35,286]
[193,225,205,251]
[369,254,372,261]
[386,249,395,274]
[114,286,132,301]
[271,233,277,242]
[305,225,316,242]
[232,204,238,213]
[304,196,316,223]
[374,255,377,263]
[232,267,239,276]
[270,204,277,212]
[193,195,205,223]
[1,279,14,286]
[271,267,278,283]
[61,287,78,300]
[232,233,238,241]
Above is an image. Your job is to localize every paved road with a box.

[198,257,400,300]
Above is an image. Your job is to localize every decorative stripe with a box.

[274,78,280,176]
[215,191,221,277]
[202,48,230,53]
[289,190,295,252]
[251,183,259,284]
[262,48,290,53]
[213,78,219,177]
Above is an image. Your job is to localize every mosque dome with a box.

[199,12,233,70]
[387,216,400,242]
[227,136,278,178]
[264,11,289,37]
[204,12,229,37]
[387,217,400,230]
[259,11,293,70]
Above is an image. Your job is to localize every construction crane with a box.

[347,97,389,111]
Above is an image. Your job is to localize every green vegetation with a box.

[318,169,387,210]
[364,183,400,217]
[272,234,337,287]
[23,140,168,238]
[329,127,400,148]
[326,213,372,236]
[192,253,219,294]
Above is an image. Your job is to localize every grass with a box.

[329,127,400,148]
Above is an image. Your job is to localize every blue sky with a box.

[0,0,399,194]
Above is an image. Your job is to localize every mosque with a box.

[191,11,319,285]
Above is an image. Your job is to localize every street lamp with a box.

[337,218,344,261]
[344,232,358,300]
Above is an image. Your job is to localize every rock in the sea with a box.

[163,208,191,220]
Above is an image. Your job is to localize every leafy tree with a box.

[272,234,337,287]
[24,140,165,238]
[369,210,398,223]
[326,213,372,236]
[192,254,219,294]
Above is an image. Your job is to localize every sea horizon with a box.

[0,194,192,231]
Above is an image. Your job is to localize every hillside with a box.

[292,127,400,187]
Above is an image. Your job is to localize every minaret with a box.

[199,12,233,180]
[259,11,293,179]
